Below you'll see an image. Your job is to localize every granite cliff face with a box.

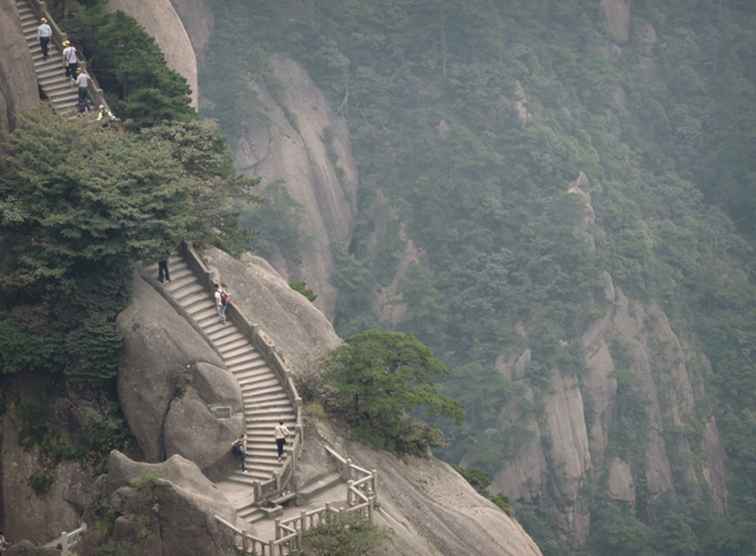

[487,177,727,547]
[0,0,38,133]
[232,55,358,318]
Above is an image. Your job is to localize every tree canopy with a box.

[321,329,462,454]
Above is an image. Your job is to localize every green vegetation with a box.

[202,1,756,553]
[0,112,254,382]
[292,514,385,556]
[28,470,54,496]
[62,1,195,127]
[289,280,318,303]
[320,329,462,454]
[454,465,513,515]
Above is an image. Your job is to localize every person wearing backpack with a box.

[231,433,247,472]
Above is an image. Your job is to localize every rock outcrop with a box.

[117,274,242,466]
[233,55,358,318]
[489,174,727,547]
[1,405,84,544]
[77,452,238,556]
[0,0,38,133]
[201,247,342,375]
[107,0,199,107]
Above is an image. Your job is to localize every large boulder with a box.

[0,0,39,132]
[4,541,58,556]
[117,274,242,466]
[78,452,238,556]
[202,247,342,376]
[107,0,199,107]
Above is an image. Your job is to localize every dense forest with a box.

[201,1,756,554]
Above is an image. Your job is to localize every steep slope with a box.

[195,1,756,554]
[0,0,38,132]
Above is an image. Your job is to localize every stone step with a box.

[299,472,343,500]
[216,337,248,354]
[210,329,243,348]
[224,350,261,367]
[242,461,279,473]
[164,274,197,293]
[188,305,217,321]
[242,398,292,411]
[41,79,76,95]
[228,358,267,375]
[227,472,268,485]
[204,321,234,337]
[243,384,286,398]
[245,391,290,404]
[196,313,226,328]
[248,406,296,418]
[234,366,273,383]
[166,268,193,282]
[183,300,215,317]
[238,377,281,392]
[222,345,256,361]
[173,286,207,305]
[238,507,266,524]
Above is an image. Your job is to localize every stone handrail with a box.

[46,522,86,555]
[214,515,277,556]
[180,241,303,505]
[25,0,111,111]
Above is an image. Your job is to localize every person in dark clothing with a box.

[231,434,247,472]
[158,259,171,283]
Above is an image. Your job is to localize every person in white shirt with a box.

[75,67,91,113]
[37,18,52,59]
[62,40,78,80]
[214,284,225,323]
[274,421,291,462]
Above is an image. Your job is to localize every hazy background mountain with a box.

[192,1,756,554]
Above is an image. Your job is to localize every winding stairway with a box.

[152,254,298,525]
[16,0,80,116]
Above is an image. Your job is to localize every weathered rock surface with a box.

[600,0,632,44]
[0,0,38,132]
[201,247,342,375]
[300,416,543,556]
[78,452,238,556]
[117,274,241,465]
[233,54,358,317]
[487,176,727,547]
[349,443,542,556]
[1,409,82,544]
[107,0,199,107]
[170,0,213,63]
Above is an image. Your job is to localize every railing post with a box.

[372,469,378,496]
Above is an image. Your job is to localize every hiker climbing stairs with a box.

[16,0,80,117]
[156,254,298,525]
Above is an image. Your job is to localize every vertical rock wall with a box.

[0,0,39,133]
[233,55,358,318]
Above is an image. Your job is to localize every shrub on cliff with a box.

[0,110,256,380]
[321,329,462,454]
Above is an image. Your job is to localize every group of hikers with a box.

[37,16,117,120]
[156,259,294,475]
[232,421,292,474]
[0,531,8,553]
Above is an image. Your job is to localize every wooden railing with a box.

[57,522,87,555]
[180,241,304,505]
[25,0,111,111]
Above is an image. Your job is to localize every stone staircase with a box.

[16,0,80,117]
[154,254,298,525]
